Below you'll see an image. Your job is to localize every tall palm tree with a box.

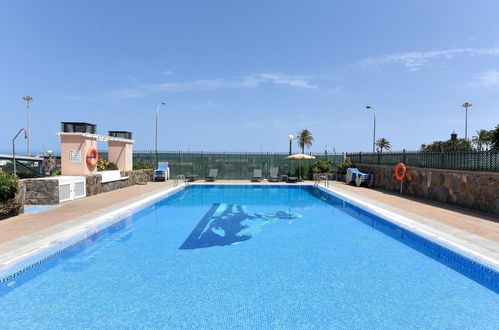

[472,129,491,151]
[375,138,392,153]
[297,129,314,153]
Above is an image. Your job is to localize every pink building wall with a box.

[60,134,98,176]
[108,141,133,171]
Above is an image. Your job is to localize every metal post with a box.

[22,96,34,156]
[462,102,472,140]
[366,106,376,153]
[155,102,166,167]
[12,128,27,176]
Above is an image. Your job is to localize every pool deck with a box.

[0,180,498,273]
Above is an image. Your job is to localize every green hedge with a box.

[0,171,21,219]
[0,171,18,202]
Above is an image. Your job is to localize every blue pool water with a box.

[0,185,498,329]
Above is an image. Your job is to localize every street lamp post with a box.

[12,128,27,176]
[365,106,376,153]
[22,96,34,156]
[288,134,294,155]
[155,102,166,167]
[461,102,472,140]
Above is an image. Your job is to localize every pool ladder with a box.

[314,174,329,188]
[174,174,190,187]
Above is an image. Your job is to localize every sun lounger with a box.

[269,167,279,182]
[251,169,263,182]
[206,169,218,182]
[287,176,298,183]
[346,168,373,187]
[154,162,169,181]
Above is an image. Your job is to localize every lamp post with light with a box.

[461,102,472,140]
[155,101,166,167]
[288,134,294,155]
[22,96,34,156]
[365,106,376,153]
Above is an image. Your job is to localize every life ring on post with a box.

[86,148,99,167]
[395,163,406,181]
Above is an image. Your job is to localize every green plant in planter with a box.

[97,159,118,171]
[293,164,310,180]
[0,171,19,202]
[133,161,154,170]
[310,160,332,174]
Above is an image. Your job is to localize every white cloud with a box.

[471,69,499,86]
[162,70,173,75]
[106,72,318,99]
[359,48,499,72]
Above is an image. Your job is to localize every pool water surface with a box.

[0,185,498,329]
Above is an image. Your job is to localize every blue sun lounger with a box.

[346,168,374,187]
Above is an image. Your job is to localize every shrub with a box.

[97,159,118,171]
[293,164,310,180]
[0,171,19,202]
[337,157,353,174]
[133,161,155,170]
[0,199,22,219]
[310,160,332,174]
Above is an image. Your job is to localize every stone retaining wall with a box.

[21,178,59,205]
[355,164,499,216]
[19,169,154,205]
[86,169,154,196]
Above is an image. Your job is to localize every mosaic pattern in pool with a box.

[0,185,498,329]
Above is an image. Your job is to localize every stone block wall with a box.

[355,164,499,216]
[86,169,154,197]
[18,169,154,206]
[22,178,59,205]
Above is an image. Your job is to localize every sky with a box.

[1,0,499,155]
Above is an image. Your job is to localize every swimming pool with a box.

[0,185,498,328]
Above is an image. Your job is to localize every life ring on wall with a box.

[86,148,99,167]
[395,163,406,181]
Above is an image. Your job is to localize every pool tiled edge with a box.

[1,182,498,292]
[319,186,499,272]
[0,184,187,280]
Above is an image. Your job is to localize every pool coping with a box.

[0,182,498,281]
[0,184,187,280]
[316,184,499,272]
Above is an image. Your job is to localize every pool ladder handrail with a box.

[174,174,190,187]
[314,174,329,188]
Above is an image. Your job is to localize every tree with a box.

[375,138,392,153]
[490,124,499,150]
[472,129,491,151]
[420,137,472,152]
[296,129,314,153]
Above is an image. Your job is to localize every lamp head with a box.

[462,102,472,108]
[288,134,294,141]
[366,106,372,110]
[22,96,34,102]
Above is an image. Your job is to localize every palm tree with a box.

[472,129,491,151]
[375,138,392,153]
[296,129,314,153]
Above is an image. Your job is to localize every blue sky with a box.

[1,0,499,154]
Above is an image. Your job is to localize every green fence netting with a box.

[347,150,499,172]
[133,151,344,180]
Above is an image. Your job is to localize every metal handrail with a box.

[174,174,189,187]
[313,174,329,188]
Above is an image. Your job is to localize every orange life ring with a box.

[395,163,406,181]
[86,148,99,167]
